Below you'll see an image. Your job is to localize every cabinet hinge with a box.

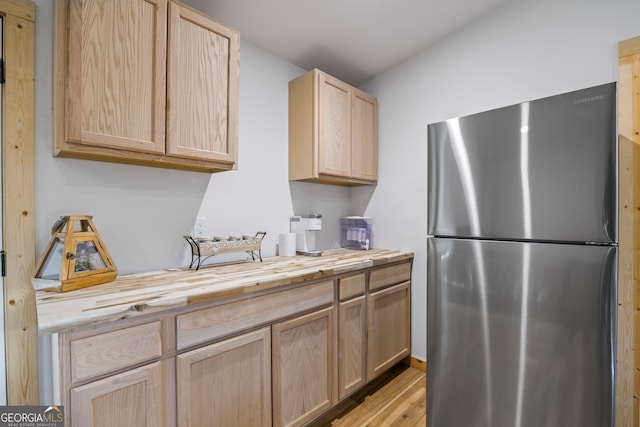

[1,250,5,277]
[0,59,5,84]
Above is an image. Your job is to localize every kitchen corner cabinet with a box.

[54,0,239,173]
[289,69,378,185]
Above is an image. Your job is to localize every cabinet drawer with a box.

[177,281,334,350]
[339,273,365,300]
[70,321,163,383]
[369,262,411,292]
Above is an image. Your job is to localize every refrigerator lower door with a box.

[427,238,616,427]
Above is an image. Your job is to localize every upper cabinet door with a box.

[66,0,167,154]
[57,0,240,172]
[166,2,240,164]
[289,69,377,185]
[317,73,351,177]
[351,89,378,181]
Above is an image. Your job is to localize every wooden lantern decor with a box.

[32,215,118,292]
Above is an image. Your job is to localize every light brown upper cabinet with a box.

[54,0,240,173]
[289,69,378,185]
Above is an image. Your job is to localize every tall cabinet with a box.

[55,0,239,173]
[289,69,378,185]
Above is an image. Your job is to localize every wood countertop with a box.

[36,248,413,334]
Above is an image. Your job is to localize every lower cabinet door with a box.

[338,295,365,399]
[70,360,167,427]
[175,327,272,427]
[367,281,411,381]
[272,306,335,427]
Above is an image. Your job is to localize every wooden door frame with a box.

[617,35,640,427]
[1,0,37,404]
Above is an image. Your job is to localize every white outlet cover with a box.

[195,217,207,236]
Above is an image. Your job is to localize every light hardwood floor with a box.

[309,364,426,426]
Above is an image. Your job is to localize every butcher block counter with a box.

[38,248,413,427]
[36,248,412,333]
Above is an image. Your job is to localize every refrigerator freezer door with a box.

[427,238,615,427]
[427,83,616,243]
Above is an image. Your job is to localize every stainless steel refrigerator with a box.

[426,82,617,427]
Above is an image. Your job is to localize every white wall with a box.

[359,0,640,361]
[34,1,351,275]
[35,4,355,399]
[34,0,640,365]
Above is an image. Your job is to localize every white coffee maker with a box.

[290,214,323,256]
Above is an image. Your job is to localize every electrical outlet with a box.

[195,217,207,237]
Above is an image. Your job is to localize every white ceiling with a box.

[185,0,511,86]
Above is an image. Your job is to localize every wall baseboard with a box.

[402,356,426,372]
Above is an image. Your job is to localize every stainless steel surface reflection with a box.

[427,83,616,243]
[427,238,616,427]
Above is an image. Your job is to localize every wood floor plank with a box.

[331,368,426,427]
[413,413,427,427]
[368,382,426,426]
